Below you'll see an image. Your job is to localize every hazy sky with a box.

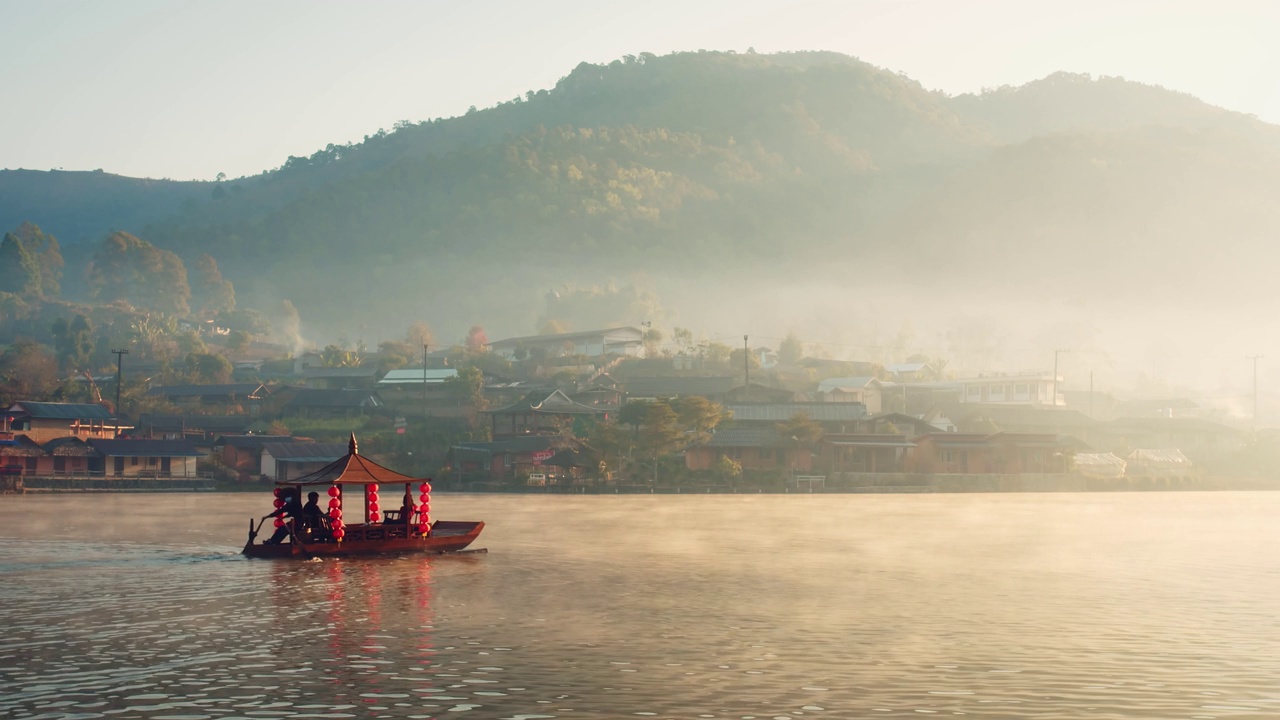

[4,0,1277,180]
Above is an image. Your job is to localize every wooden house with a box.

[214,434,299,482]
[3,402,126,442]
[261,442,347,481]
[483,389,606,438]
[819,434,915,473]
[685,427,812,473]
[87,438,202,478]
[905,432,1071,474]
[448,436,560,483]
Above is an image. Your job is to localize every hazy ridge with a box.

[4,50,1278,351]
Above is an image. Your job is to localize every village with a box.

[0,324,1270,494]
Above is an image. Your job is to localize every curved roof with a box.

[279,433,422,486]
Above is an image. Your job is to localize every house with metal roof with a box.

[488,326,645,360]
[816,377,884,413]
[87,438,203,478]
[213,435,300,481]
[621,376,735,400]
[261,442,348,481]
[819,433,917,473]
[377,368,459,386]
[723,402,868,433]
[904,432,1072,474]
[282,389,384,418]
[684,427,812,473]
[3,402,126,442]
[448,436,563,484]
[483,389,607,438]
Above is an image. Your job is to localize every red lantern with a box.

[420,514,430,526]
[368,501,380,513]
[328,498,341,510]
[327,486,340,497]
[368,491,379,504]
[417,523,430,535]
[367,484,379,493]
[419,482,431,494]
[369,511,381,523]
[329,507,342,520]
[273,518,284,528]
[273,498,285,509]
[332,528,345,540]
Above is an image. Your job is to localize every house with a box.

[0,434,46,475]
[282,389,384,418]
[483,389,607,438]
[863,412,944,438]
[885,362,941,383]
[819,434,916,473]
[1098,417,1246,458]
[724,402,868,434]
[948,405,1099,446]
[570,383,625,408]
[955,372,1061,408]
[622,376,735,400]
[488,326,645,360]
[723,383,795,404]
[448,435,561,483]
[685,428,812,473]
[3,402,127,442]
[376,368,459,388]
[1073,452,1127,479]
[1125,448,1193,477]
[214,434,300,482]
[261,442,348,481]
[135,413,256,445]
[87,438,202,478]
[300,366,381,390]
[816,377,883,413]
[905,432,1072,474]
[145,383,269,414]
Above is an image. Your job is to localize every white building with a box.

[487,327,645,360]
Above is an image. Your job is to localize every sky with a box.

[3,0,1278,180]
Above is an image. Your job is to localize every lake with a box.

[1,491,1278,719]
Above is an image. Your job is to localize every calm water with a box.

[1,491,1278,719]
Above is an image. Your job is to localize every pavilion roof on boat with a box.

[278,432,421,486]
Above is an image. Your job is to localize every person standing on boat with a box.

[262,488,303,545]
[300,491,326,538]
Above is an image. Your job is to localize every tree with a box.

[88,231,191,316]
[0,233,42,298]
[715,455,742,484]
[669,396,729,443]
[320,343,362,367]
[225,330,252,356]
[191,254,236,316]
[185,352,233,384]
[642,326,664,357]
[778,331,804,365]
[51,314,94,373]
[775,412,823,446]
[637,401,684,484]
[13,223,64,298]
[406,321,434,350]
[465,325,488,352]
[0,340,59,405]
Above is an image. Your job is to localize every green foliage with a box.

[0,339,59,405]
[0,233,42,298]
[775,412,823,446]
[191,254,236,316]
[778,332,804,365]
[50,314,94,372]
[88,231,191,316]
[185,352,233,384]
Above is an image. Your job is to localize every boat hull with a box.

[243,520,484,559]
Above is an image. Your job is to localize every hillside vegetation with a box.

[4,50,1278,340]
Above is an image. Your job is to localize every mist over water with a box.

[2,492,1278,719]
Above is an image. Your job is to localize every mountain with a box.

[4,50,1278,343]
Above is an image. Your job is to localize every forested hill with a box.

[5,50,1280,337]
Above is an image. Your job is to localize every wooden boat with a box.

[242,433,484,559]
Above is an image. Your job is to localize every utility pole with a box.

[1052,349,1069,407]
[743,334,750,403]
[111,348,128,437]
[1248,355,1264,430]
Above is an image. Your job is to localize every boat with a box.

[242,433,484,558]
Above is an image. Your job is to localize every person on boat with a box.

[385,492,414,524]
[300,491,328,539]
[262,488,303,545]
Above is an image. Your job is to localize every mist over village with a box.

[5,4,1280,719]
[4,47,1280,492]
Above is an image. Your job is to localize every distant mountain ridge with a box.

[3,50,1278,336]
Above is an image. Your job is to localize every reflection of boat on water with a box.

[242,433,484,559]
